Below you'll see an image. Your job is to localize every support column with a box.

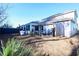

[39,25,41,36]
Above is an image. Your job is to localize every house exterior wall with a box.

[41,11,77,37]
[26,23,39,34]
[64,21,71,37]
[42,20,77,37]
[55,22,64,36]
[55,20,77,37]
[64,20,77,37]
[54,11,77,37]
[53,11,75,22]
[69,11,77,37]
[46,11,76,24]
[43,24,54,34]
[70,21,77,36]
[19,11,78,36]
[20,22,40,35]
[30,23,38,31]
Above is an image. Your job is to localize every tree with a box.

[1,23,12,28]
[0,4,8,27]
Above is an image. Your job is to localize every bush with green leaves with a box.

[0,38,33,56]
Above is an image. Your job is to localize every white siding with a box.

[64,21,71,37]
[43,24,54,34]
[55,22,64,36]
[46,11,76,24]
[63,12,75,20]
[64,21,77,37]
[54,11,75,21]
[70,21,77,36]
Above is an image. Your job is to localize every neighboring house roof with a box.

[19,21,40,27]
[40,10,77,25]
[27,21,40,24]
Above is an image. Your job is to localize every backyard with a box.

[0,3,79,56]
[0,33,79,56]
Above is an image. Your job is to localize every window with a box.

[35,26,39,31]
[41,26,43,30]
[26,25,30,30]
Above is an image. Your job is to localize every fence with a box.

[0,28,19,34]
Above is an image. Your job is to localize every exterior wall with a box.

[55,20,77,37]
[70,21,77,36]
[19,11,77,36]
[64,20,77,37]
[54,11,77,37]
[46,11,76,24]
[26,23,39,34]
[64,21,71,37]
[43,20,77,37]
[68,11,77,37]
[55,22,64,36]
[54,11,75,22]
[30,23,39,31]
[43,24,54,34]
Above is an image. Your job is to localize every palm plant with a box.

[0,38,33,56]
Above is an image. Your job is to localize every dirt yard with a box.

[15,34,79,56]
[0,34,79,56]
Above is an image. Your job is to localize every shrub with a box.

[0,38,33,56]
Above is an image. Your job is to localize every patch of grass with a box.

[0,38,33,56]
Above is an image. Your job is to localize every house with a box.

[19,21,43,35]
[19,10,78,37]
[40,10,78,37]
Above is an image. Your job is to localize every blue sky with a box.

[5,3,79,27]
